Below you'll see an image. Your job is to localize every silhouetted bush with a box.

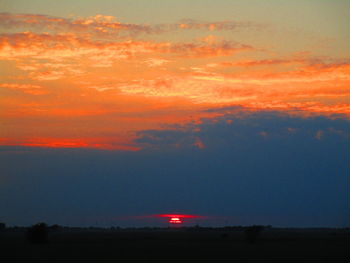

[0,222,5,230]
[244,225,264,244]
[26,223,48,244]
[49,224,62,231]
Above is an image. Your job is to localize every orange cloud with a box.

[0,31,252,64]
[208,58,305,67]
[169,40,253,58]
[0,83,48,95]
[0,13,152,36]
[0,32,166,61]
[1,12,349,150]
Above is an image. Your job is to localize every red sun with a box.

[127,213,205,226]
[169,217,182,224]
[157,214,201,225]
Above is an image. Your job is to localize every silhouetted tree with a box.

[0,223,5,230]
[26,223,48,244]
[244,225,264,244]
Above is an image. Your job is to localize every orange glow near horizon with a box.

[1,13,350,150]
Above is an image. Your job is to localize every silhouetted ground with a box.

[1,227,349,262]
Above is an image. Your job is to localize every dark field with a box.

[1,227,349,262]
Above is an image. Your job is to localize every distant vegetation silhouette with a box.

[244,225,264,243]
[26,222,48,244]
[49,224,62,231]
[0,222,5,231]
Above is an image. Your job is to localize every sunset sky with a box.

[1,0,350,227]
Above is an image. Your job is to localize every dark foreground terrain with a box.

[1,227,349,262]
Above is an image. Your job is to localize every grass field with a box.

[1,227,349,262]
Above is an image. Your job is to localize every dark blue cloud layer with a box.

[1,111,350,227]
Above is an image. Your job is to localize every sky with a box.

[1,0,350,227]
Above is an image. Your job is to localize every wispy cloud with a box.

[0,13,261,36]
[0,83,48,95]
